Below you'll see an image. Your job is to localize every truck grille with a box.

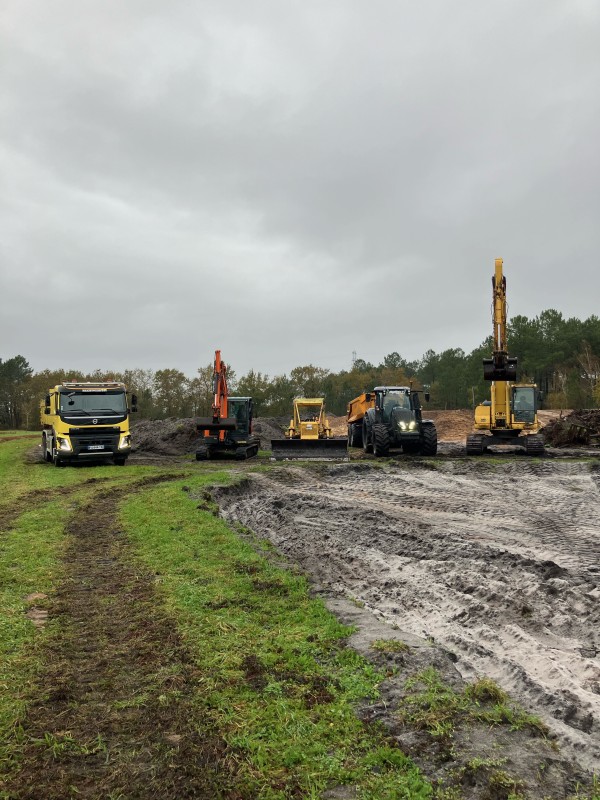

[68,427,120,452]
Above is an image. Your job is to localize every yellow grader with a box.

[271,398,348,460]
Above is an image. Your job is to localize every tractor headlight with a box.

[408,420,417,431]
[119,435,131,449]
[399,421,407,430]
[57,437,72,452]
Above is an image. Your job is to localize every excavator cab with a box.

[511,386,536,424]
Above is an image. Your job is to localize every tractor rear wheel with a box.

[420,424,437,456]
[372,424,390,457]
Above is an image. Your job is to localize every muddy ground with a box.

[214,459,600,779]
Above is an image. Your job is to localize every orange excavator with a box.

[196,350,260,460]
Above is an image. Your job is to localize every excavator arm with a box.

[483,258,518,381]
[196,350,237,436]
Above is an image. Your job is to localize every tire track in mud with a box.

[215,461,600,774]
[5,477,235,800]
[0,477,113,533]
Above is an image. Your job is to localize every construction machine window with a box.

[298,405,321,422]
[381,392,411,422]
[229,400,248,427]
[512,387,535,423]
[59,391,127,416]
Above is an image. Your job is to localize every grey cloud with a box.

[1,1,599,378]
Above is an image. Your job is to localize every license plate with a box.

[88,445,105,450]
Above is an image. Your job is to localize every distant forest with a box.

[2,309,600,429]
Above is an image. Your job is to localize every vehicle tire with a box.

[420,424,438,456]
[114,457,127,466]
[42,433,52,462]
[352,422,363,447]
[362,421,373,454]
[52,446,64,467]
[347,425,354,448]
[372,424,390,457]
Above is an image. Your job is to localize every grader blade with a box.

[270,438,348,461]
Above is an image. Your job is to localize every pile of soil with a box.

[542,409,600,447]
[131,418,199,456]
[426,409,474,441]
[251,417,288,449]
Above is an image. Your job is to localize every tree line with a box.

[2,308,599,429]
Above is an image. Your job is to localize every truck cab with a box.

[40,382,137,466]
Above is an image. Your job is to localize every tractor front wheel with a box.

[372,424,390,457]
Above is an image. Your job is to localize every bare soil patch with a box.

[5,478,238,799]
[214,461,600,790]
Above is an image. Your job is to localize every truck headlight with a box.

[119,435,131,449]
[57,437,72,452]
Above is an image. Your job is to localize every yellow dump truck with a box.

[40,381,137,466]
[347,386,437,456]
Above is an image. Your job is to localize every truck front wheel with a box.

[52,445,65,467]
[42,433,52,462]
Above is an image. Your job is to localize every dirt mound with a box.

[131,418,198,455]
[251,417,288,449]
[426,410,474,441]
[542,409,600,447]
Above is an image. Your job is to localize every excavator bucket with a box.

[270,437,348,461]
[483,357,518,382]
[196,416,238,433]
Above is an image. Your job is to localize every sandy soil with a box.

[215,460,600,775]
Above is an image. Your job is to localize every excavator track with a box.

[466,434,486,455]
[524,434,545,456]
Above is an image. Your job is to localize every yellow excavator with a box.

[271,398,348,460]
[466,258,544,455]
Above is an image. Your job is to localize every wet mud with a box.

[215,460,600,776]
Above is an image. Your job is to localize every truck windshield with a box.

[59,391,127,416]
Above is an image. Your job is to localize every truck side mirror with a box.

[44,394,51,413]
[131,394,138,412]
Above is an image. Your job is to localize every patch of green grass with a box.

[370,639,410,654]
[121,475,434,799]
[0,438,163,510]
[0,500,72,772]
[400,667,549,741]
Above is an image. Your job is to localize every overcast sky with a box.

[1,1,599,378]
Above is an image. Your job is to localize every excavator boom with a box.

[482,258,517,381]
[196,350,237,433]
